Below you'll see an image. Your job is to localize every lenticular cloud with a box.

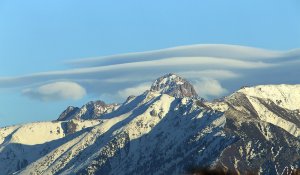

[0,44,299,101]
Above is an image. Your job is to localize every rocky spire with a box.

[150,73,198,98]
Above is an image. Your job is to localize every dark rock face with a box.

[150,73,198,98]
[57,106,80,121]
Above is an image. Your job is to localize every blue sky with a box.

[0,0,300,126]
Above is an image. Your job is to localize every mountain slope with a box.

[0,74,299,175]
[57,101,119,121]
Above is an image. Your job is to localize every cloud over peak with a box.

[0,44,299,102]
[193,79,228,99]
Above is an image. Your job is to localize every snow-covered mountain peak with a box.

[150,73,198,98]
[1,74,300,174]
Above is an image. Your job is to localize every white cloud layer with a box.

[178,70,239,80]
[22,82,86,101]
[193,79,228,99]
[67,44,283,67]
[0,44,299,101]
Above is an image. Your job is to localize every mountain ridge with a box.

[0,74,299,175]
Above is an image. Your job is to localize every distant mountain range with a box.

[0,73,299,174]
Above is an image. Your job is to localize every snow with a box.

[9,122,65,145]
[238,84,300,110]
[247,96,300,137]
[1,78,300,174]
[0,125,19,145]
[205,101,229,112]
[0,120,101,145]
[150,73,197,98]
[13,91,223,174]
[233,85,300,137]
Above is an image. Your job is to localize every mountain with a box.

[150,73,198,98]
[0,74,299,175]
[58,73,199,121]
[57,101,119,121]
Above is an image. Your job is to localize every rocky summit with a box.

[150,73,198,98]
[0,74,299,175]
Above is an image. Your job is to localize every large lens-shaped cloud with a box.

[0,44,299,101]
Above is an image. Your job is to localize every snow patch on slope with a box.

[247,96,300,137]
[238,84,300,110]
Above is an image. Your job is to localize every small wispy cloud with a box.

[22,81,86,101]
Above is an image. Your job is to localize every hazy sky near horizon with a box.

[0,0,300,126]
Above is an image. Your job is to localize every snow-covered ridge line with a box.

[1,73,300,175]
[237,84,300,110]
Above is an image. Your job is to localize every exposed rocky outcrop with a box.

[150,73,198,98]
